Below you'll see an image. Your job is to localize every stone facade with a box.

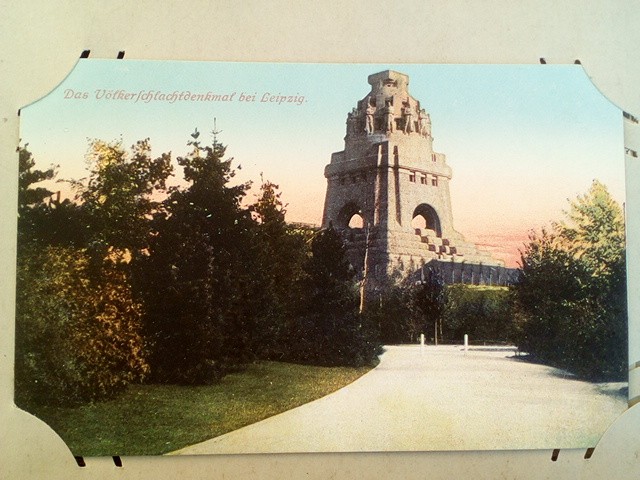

[322,70,504,288]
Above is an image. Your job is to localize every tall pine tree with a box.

[142,130,255,384]
[249,179,309,359]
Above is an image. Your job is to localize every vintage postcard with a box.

[16,61,628,456]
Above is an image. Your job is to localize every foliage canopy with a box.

[513,181,627,380]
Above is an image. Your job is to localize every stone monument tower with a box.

[322,70,503,288]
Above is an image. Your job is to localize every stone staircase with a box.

[413,228,500,265]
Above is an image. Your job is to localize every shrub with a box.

[15,245,149,406]
[443,285,513,344]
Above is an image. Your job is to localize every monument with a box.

[322,70,509,289]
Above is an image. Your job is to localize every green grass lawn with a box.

[24,361,373,456]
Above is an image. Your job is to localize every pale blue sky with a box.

[20,60,624,264]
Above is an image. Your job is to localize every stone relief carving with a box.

[347,81,434,139]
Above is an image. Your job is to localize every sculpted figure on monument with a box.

[383,100,395,133]
[418,109,429,136]
[402,100,414,134]
[365,105,376,135]
[346,108,358,136]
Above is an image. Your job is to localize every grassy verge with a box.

[23,361,373,456]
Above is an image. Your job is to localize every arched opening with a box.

[412,204,442,237]
[337,202,365,229]
[348,213,364,228]
[411,215,427,230]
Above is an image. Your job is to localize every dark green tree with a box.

[369,281,413,345]
[141,131,255,384]
[18,145,55,214]
[408,266,447,344]
[249,179,309,359]
[17,144,63,245]
[513,181,627,380]
[288,227,381,367]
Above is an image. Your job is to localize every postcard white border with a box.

[1,2,640,479]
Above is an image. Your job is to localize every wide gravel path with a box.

[170,345,626,455]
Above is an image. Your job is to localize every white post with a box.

[420,333,425,355]
[464,334,468,353]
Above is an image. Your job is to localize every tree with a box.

[79,138,172,257]
[18,145,55,214]
[288,227,381,367]
[249,179,309,359]
[513,182,627,380]
[140,131,255,384]
[408,265,447,344]
[555,179,625,276]
[368,281,412,345]
[18,144,88,248]
[17,145,56,243]
[513,230,592,365]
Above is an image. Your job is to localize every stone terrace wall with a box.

[414,259,520,286]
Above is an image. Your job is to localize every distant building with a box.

[322,70,513,288]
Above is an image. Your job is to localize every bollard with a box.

[464,334,468,353]
[420,333,425,355]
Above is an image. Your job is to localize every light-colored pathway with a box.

[170,345,627,455]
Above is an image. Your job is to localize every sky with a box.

[19,61,625,267]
